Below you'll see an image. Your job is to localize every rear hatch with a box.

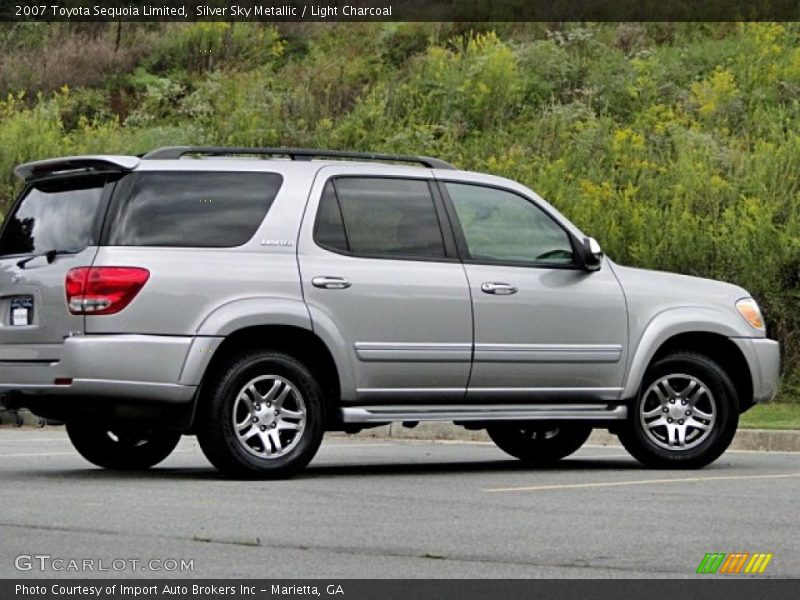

[0,164,124,361]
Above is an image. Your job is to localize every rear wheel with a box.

[66,422,180,470]
[618,351,738,469]
[197,350,325,479]
[486,422,592,464]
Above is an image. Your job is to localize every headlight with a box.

[736,298,765,331]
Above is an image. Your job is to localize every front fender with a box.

[621,306,750,399]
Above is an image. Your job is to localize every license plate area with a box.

[9,295,34,326]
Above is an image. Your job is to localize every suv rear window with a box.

[106,172,282,248]
[0,177,105,257]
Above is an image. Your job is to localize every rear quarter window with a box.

[106,172,282,247]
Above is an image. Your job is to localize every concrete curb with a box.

[3,408,798,452]
[335,422,800,453]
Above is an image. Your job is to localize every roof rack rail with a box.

[141,146,456,170]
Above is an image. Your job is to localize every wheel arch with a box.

[187,324,349,431]
[623,309,754,411]
[650,332,753,410]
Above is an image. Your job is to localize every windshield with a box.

[0,178,105,257]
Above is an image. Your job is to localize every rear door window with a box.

[106,172,282,247]
[0,177,106,257]
[314,177,446,259]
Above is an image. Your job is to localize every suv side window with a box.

[106,172,282,248]
[445,182,574,266]
[314,177,446,259]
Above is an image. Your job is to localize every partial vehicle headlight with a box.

[736,298,765,331]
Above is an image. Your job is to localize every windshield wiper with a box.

[16,250,77,269]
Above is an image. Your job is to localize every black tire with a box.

[66,422,180,470]
[196,350,325,479]
[617,351,739,469]
[486,422,592,464]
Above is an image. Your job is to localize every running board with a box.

[340,404,627,423]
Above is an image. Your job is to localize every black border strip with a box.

[3,1,800,22]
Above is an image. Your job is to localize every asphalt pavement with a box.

[0,428,798,579]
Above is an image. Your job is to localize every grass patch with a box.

[740,402,800,430]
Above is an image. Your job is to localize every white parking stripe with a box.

[570,454,631,459]
[0,438,71,443]
[0,449,198,458]
[322,443,394,449]
[0,441,391,458]
[485,471,800,493]
[0,451,76,458]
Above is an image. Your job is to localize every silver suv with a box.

[0,147,780,478]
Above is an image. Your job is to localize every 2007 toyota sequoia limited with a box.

[0,147,780,477]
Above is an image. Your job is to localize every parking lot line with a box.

[571,453,631,459]
[0,438,71,443]
[484,471,800,493]
[322,443,394,449]
[0,448,197,459]
[0,451,77,458]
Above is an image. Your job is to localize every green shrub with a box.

[145,23,285,74]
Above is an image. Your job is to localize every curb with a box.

[336,422,800,453]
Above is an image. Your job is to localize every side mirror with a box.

[579,236,603,271]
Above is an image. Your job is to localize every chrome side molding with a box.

[474,343,622,363]
[340,404,627,423]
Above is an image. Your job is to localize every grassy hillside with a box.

[0,22,798,400]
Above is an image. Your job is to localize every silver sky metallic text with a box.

[196,5,298,17]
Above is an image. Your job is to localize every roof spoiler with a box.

[13,156,140,182]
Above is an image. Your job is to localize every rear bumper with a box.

[732,337,781,403]
[0,334,222,405]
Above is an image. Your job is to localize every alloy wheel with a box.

[639,373,717,451]
[232,375,306,459]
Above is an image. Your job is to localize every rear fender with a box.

[187,297,356,401]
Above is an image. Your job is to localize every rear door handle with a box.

[312,276,351,290]
[480,282,518,295]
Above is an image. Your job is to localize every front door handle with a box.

[481,282,518,295]
[312,276,351,290]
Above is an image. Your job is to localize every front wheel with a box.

[486,423,592,464]
[66,422,180,470]
[197,350,325,479]
[617,351,738,469]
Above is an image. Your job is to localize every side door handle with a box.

[312,276,351,290]
[480,282,518,295]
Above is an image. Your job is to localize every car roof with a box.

[14,154,448,182]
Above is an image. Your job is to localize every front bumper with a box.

[732,337,781,403]
[0,334,223,405]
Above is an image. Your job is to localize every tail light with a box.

[65,267,150,315]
